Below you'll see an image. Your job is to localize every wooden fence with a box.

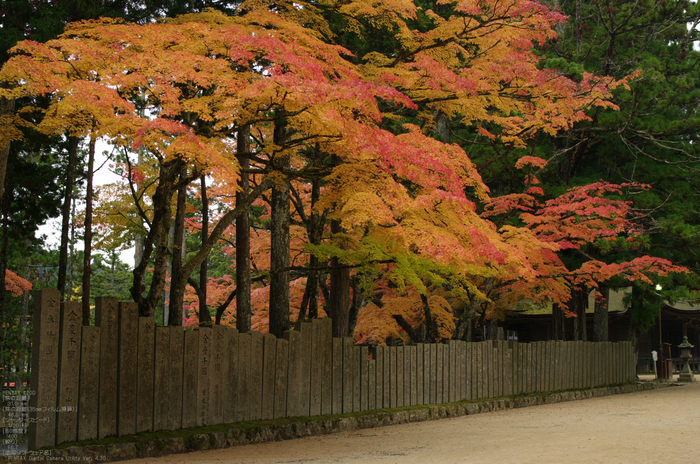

[27,289,636,450]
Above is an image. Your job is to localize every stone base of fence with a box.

[1,381,670,464]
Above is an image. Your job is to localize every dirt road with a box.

[125,382,700,464]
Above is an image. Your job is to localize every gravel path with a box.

[125,382,700,464]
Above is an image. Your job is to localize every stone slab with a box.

[321,318,333,416]
[262,333,277,420]
[77,326,100,442]
[56,302,81,444]
[361,346,369,411]
[342,337,353,414]
[95,297,119,440]
[223,327,239,424]
[273,338,288,419]
[352,347,361,412]
[375,346,384,409]
[283,330,301,418]
[210,325,227,425]
[237,333,251,422]
[250,331,264,421]
[309,320,322,417]
[299,323,312,416]
[136,317,155,433]
[153,327,170,432]
[332,337,343,415]
[395,346,404,408]
[168,326,185,430]
[182,330,199,428]
[117,302,138,436]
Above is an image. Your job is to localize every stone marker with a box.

[383,345,390,408]
[96,297,119,440]
[352,346,361,412]
[368,358,376,411]
[250,331,264,421]
[389,347,397,408]
[237,333,251,422]
[332,337,343,414]
[168,326,185,430]
[210,325,227,425]
[443,343,450,401]
[117,302,138,436]
[396,346,404,407]
[136,317,155,433]
[375,346,384,409]
[309,320,323,416]
[56,302,82,444]
[262,333,276,420]
[78,326,100,441]
[342,337,353,413]
[153,327,170,432]
[182,329,199,428]
[321,319,333,415]
[299,323,312,416]
[361,346,369,411]
[415,344,423,405]
[435,344,443,404]
[274,338,289,419]
[402,346,410,407]
[465,343,473,400]
[409,346,417,406]
[284,330,301,418]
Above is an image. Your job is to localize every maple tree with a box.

[1,0,690,346]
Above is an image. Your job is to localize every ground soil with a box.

[124,381,700,464]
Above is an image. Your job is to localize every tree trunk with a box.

[198,175,211,325]
[0,183,9,386]
[236,125,252,333]
[132,160,180,318]
[0,97,15,208]
[15,261,30,389]
[593,288,609,342]
[269,120,291,338]
[81,136,95,325]
[169,166,190,324]
[329,217,351,337]
[57,136,79,300]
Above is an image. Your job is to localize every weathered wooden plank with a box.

[237,333,251,422]
[396,346,405,407]
[403,346,411,407]
[389,346,397,408]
